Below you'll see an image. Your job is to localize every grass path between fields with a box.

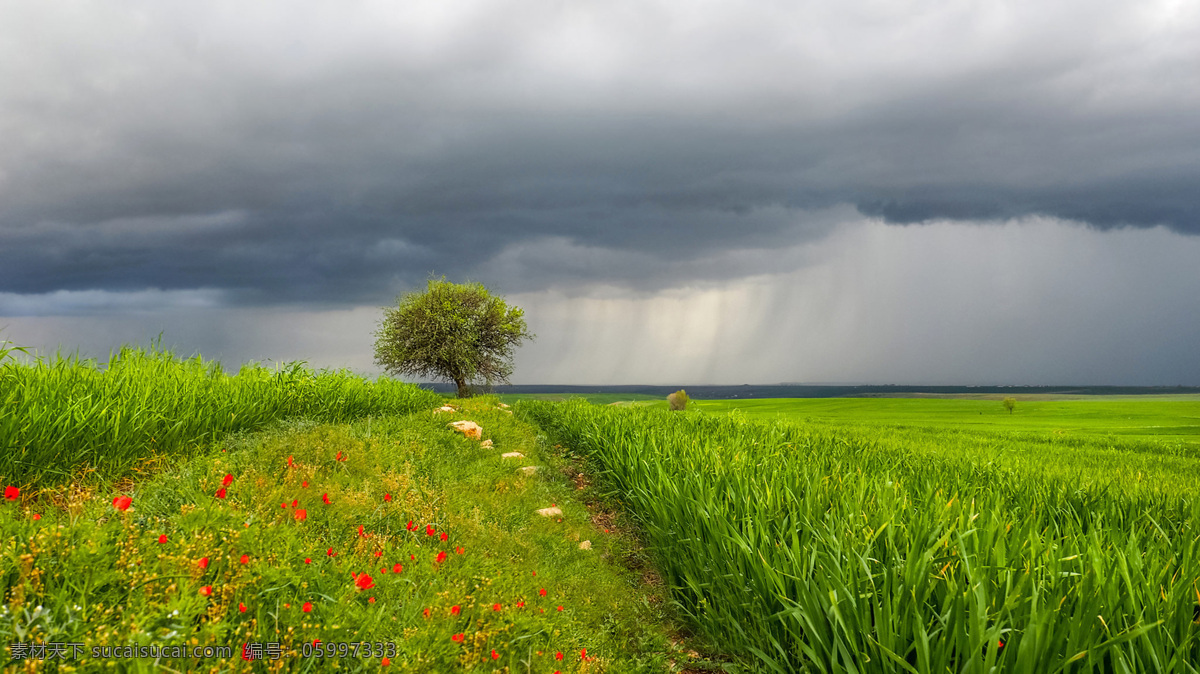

[1,396,723,673]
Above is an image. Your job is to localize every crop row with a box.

[0,341,441,486]
[520,400,1200,673]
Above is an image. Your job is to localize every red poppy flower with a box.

[322,493,331,505]
[381,656,390,666]
[580,649,587,660]
[31,513,40,520]
[336,451,344,461]
[198,557,209,569]
[327,547,335,557]
[998,640,1006,648]
[516,601,525,608]
[426,525,436,536]
[222,474,234,487]
[158,534,168,544]
[555,652,563,661]
[302,480,308,488]
[113,495,132,510]
[380,567,387,574]
[384,493,392,502]
[406,520,415,531]
[538,588,547,596]
[455,546,464,554]
[410,554,415,561]
[292,499,298,507]
[302,602,313,613]
[557,605,563,611]
[393,563,403,573]
[368,596,376,604]
[215,488,227,499]
[305,558,312,564]
[422,607,431,619]
[451,605,461,615]
[3,486,18,501]
[281,503,287,509]
[451,634,464,643]
[532,571,536,576]
[436,551,447,564]
[294,509,307,521]
[199,586,212,597]
[239,602,247,613]
[240,554,249,564]
[355,573,375,590]
[374,550,382,557]
[287,455,294,468]
[493,603,501,612]
[440,532,448,541]
[358,524,365,537]
[491,650,499,660]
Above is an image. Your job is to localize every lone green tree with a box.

[1003,397,1016,414]
[373,279,533,398]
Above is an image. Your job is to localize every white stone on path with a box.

[536,506,562,517]
[501,452,524,459]
[518,466,539,475]
[448,420,482,440]
[435,406,456,413]
[578,540,592,550]
[481,439,493,449]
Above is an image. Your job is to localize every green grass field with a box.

[522,398,1200,673]
[501,394,1200,450]
[691,396,1200,448]
[0,345,702,672]
[6,339,1200,672]
[0,342,443,487]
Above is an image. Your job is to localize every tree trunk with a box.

[454,377,471,398]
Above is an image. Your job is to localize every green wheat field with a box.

[2,341,1199,672]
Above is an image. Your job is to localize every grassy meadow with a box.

[0,344,695,672]
[5,338,1200,672]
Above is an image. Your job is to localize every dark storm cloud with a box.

[7,218,1199,385]
[2,0,1198,308]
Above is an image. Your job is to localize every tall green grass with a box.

[0,340,441,486]
[521,400,1200,673]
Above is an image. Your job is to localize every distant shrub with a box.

[1003,397,1016,414]
[667,389,689,411]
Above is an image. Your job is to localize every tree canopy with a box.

[373,279,533,398]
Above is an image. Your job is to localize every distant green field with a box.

[691,396,1200,448]
[501,393,1200,450]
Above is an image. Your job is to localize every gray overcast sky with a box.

[2,0,1198,384]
